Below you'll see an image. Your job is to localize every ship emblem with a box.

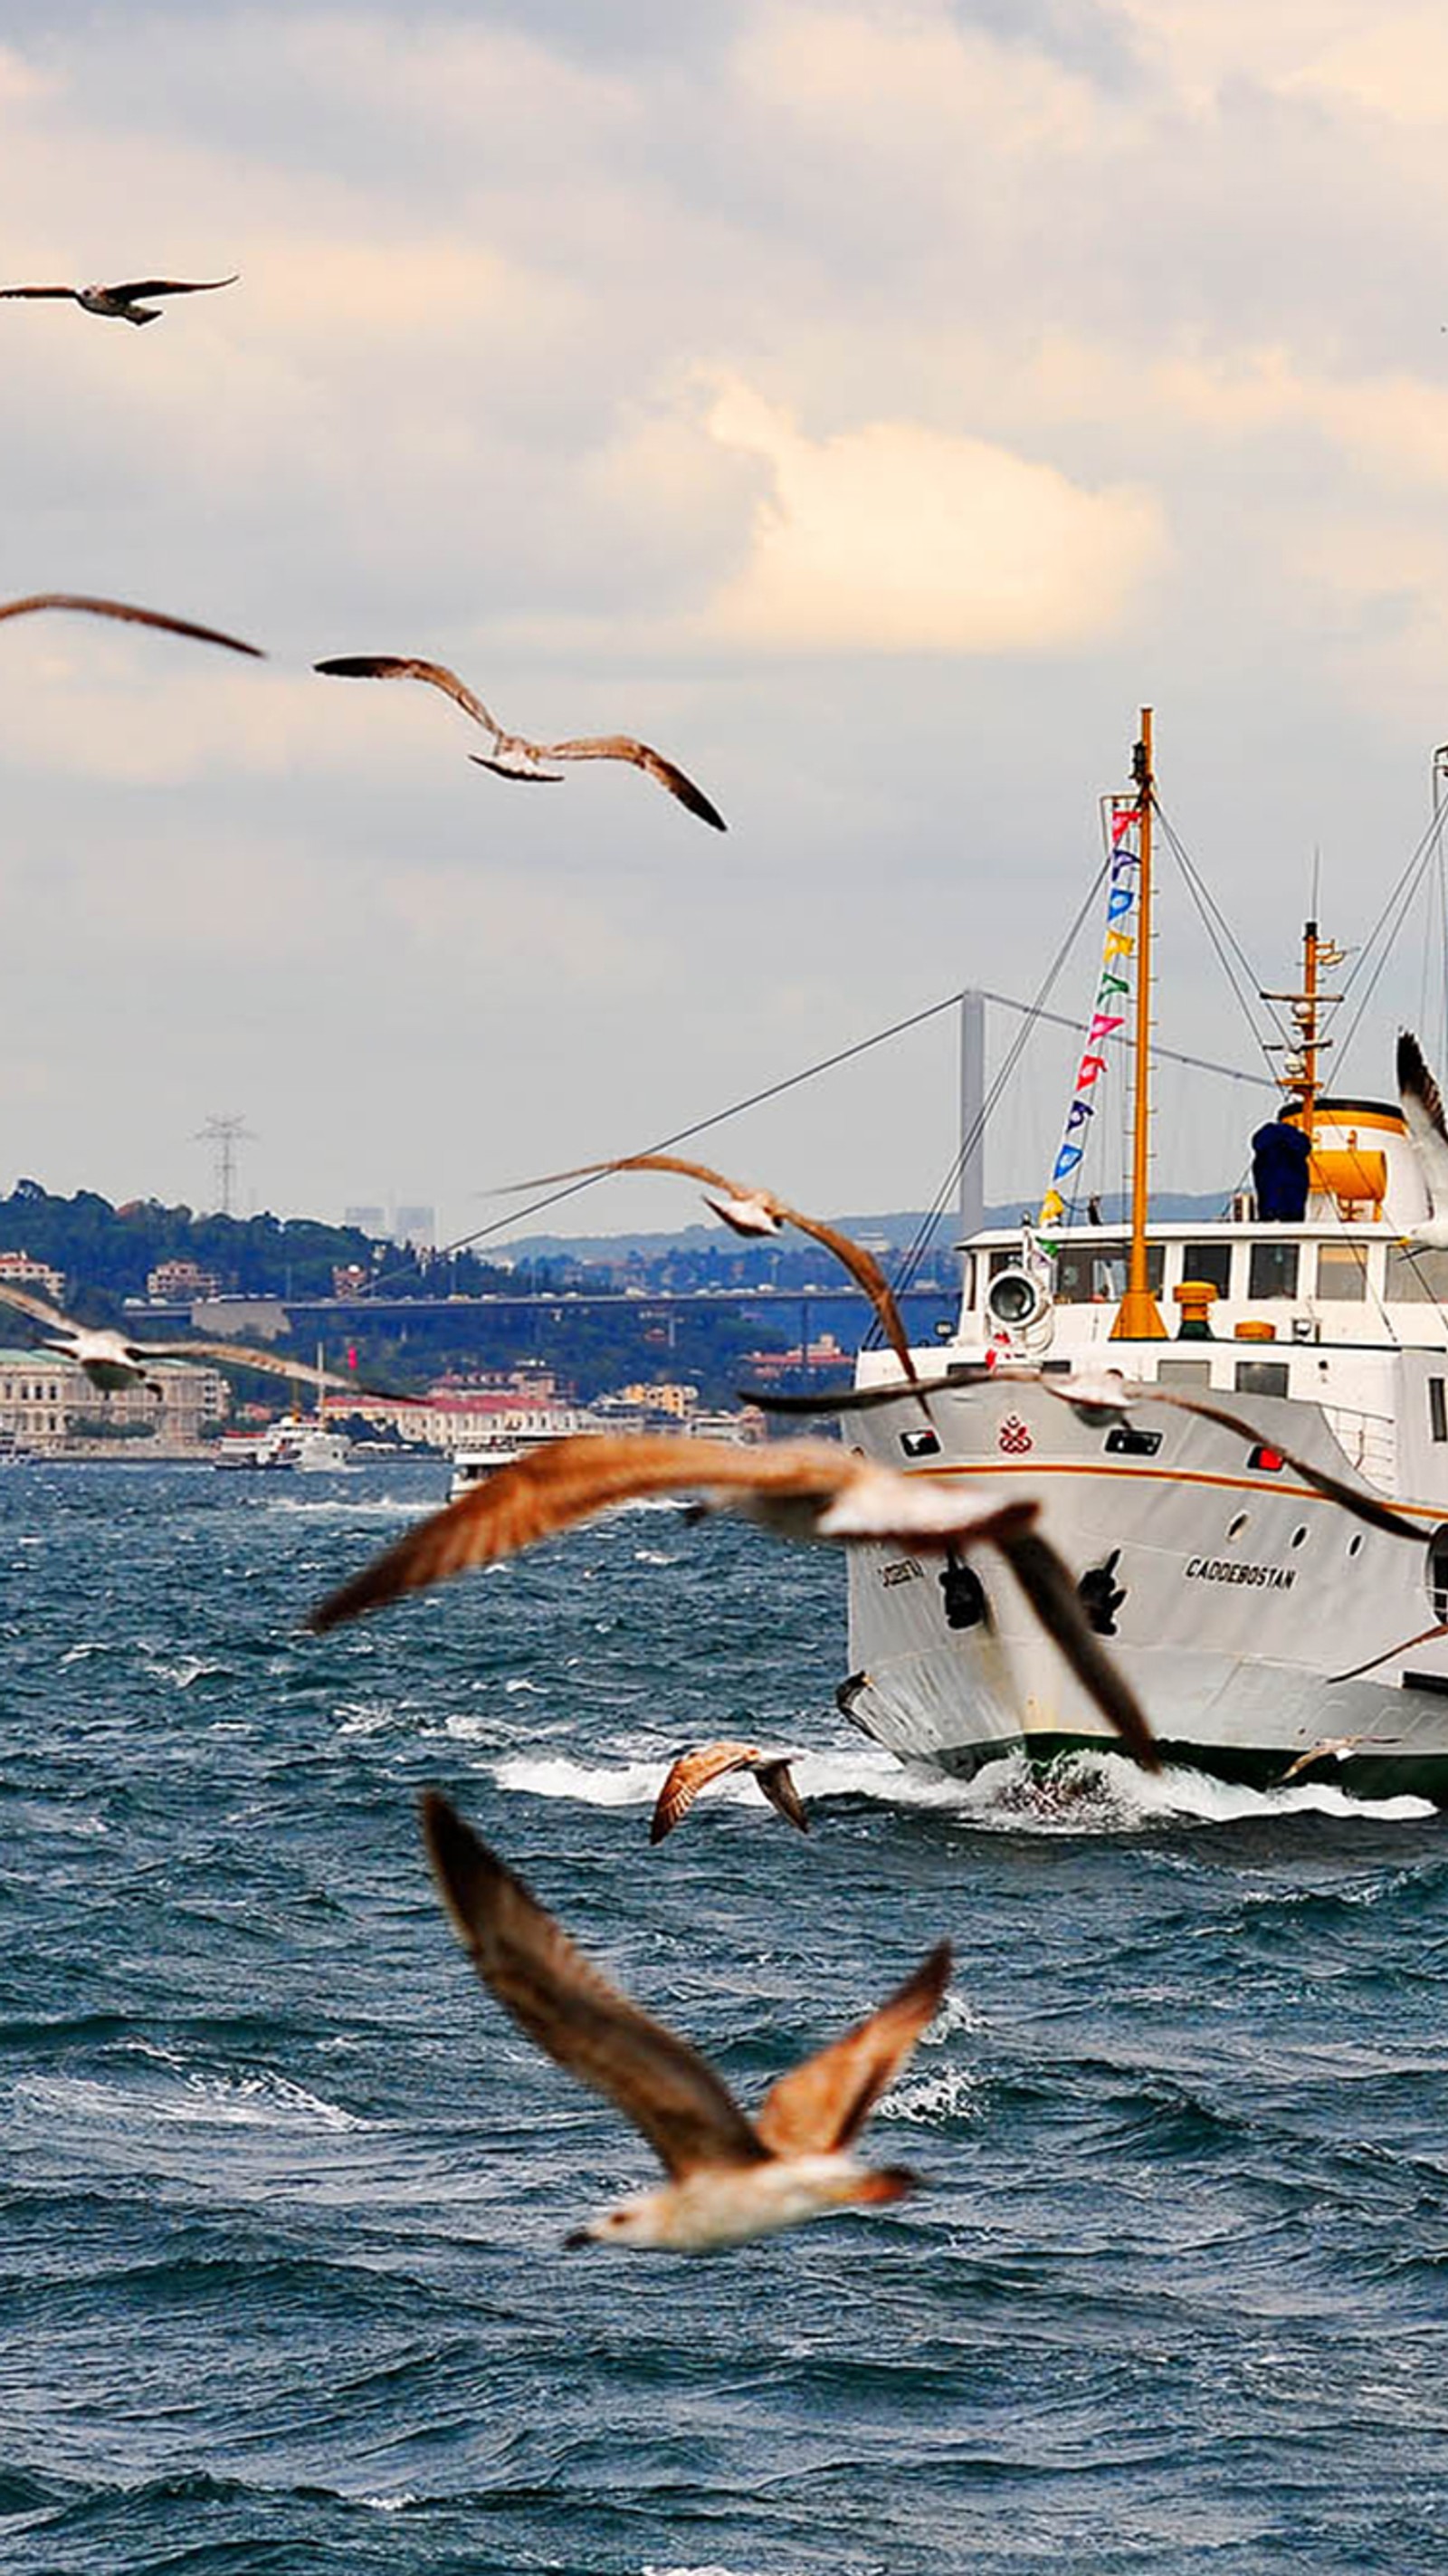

[997,1414,1034,1455]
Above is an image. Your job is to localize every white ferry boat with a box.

[839,713,1448,1801]
[214,1417,353,1473]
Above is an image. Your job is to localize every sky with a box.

[2,0,1447,1248]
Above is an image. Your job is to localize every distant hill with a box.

[500,1191,1234,1262]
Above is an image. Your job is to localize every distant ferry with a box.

[214,1417,353,1474]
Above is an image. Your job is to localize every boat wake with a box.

[491,1743,1435,1833]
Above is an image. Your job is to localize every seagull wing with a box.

[650,1741,760,1844]
[538,735,727,831]
[776,1209,919,1388]
[0,1281,72,1331]
[1398,1030,1448,1221]
[0,593,262,655]
[750,1757,809,1835]
[308,1432,857,1630]
[506,1150,775,1207]
[755,1942,952,2155]
[739,1370,970,1415]
[993,1527,1160,1770]
[0,284,78,300]
[139,1338,387,1398]
[313,654,500,734]
[421,1792,767,2178]
[110,275,238,299]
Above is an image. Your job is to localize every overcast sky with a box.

[1,0,1445,1246]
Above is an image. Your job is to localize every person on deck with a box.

[1252,1114,1311,1221]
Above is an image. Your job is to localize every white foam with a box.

[487,1741,1434,1833]
[359,2493,419,2514]
[878,2062,981,2125]
[141,1655,228,1690]
[15,2050,367,2133]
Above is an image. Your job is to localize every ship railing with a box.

[1319,1404,1396,1486]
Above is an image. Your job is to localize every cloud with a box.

[693,374,1167,651]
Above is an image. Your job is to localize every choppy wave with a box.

[13,2047,367,2132]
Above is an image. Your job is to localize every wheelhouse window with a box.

[1182,1241,1233,1297]
[1235,1360,1290,1397]
[1247,1242,1299,1301]
[1315,1244,1368,1302]
[1053,1239,1163,1303]
[1431,1379,1447,1444]
[1386,1246,1448,1304]
[1157,1360,1214,1388]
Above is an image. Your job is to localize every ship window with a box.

[1431,1379,1448,1444]
[1053,1240,1163,1304]
[1235,1360,1290,1398]
[1386,1246,1448,1304]
[1348,1532,1363,1557]
[987,1247,1022,1279]
[1226,1512,1249,1539]
[959,1255,977,1308]
[1315,1244,1368,1302]
[900,1426,940,1458]
[1157,1360,1213,1388]
[1103,1425,1161,1456]
[1248,1242,1299,1300]
[1182,1241,1233,1296]
[1291,1525,1308,1547]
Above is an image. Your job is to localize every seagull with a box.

[0,592,262,656]
[0,274,238,327]
[512,1151,919,1388]
[312,653,726,831]
[422,1789,948,2251]
[1396,1031,1448,1246]
[651,1742,808,1845]
[745,1364,1425,1546]
[0,1280,386,1402]
[307,1429,1159,1770]
[1279,1735,1368,1784]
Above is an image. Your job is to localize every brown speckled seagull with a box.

[0,274,237,327]
[312,652,726,830]
[650,1741,809,1845]
[0,592,262,656]
[306,1429,1159,1770]
[422,1789,948,2252]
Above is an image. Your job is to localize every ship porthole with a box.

[1290,1525,1308,1548]
[1226,1512,1249,1541]
[1348,1532,1364,1558]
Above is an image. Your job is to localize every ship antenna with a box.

[1111,708,1167,1341]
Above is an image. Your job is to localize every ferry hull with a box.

[842,1378,1448,1804]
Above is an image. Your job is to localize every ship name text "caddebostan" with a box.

[1184,1557,1295,1590]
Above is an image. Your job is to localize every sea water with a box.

[1,1462,1446,2574]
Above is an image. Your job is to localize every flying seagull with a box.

[1279,1735,1368,1784]
[513,1150,919,1388]
[651,1741,808,1845]
[0,1280,386,1402]
[0,592,262,657]
[744,1364,1425,1546]
[422,1789,948,2251]
[312,653,726,831]
[0,274,238,327]
[1397,1030,1448,1247]
[306,1429,1159,1770]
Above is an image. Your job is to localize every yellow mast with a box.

[1111,707,1167,1340]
